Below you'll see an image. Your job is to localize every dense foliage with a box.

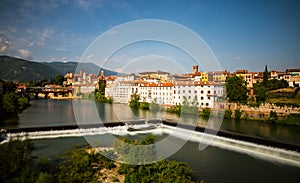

[224,109,233,118]
[113,134,156,164]
[253,82,267,102]
[0,81,30,117]
[95,79,113,103]
[267,79,288,91]
[118,160,194,183]
[234,109,243,120]
[56,147,99,183]
[0,138,54,183]
[129,92,140,108]
[225,76,248,102]
[115,134,194,183]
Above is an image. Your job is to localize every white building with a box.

[106,78,225,109]
[105,74,137,103]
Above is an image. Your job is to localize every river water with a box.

[1,100,300,182]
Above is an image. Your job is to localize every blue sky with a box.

[0,0,299,73]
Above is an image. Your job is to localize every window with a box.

[208,97,210,100]
[189,90,191,93]
[189,96,191,99]
[206,103,209,106]
[208,91,211,94]
[201,97,203,100]
[194,90,197,94]
[201,90,204,94]
[183,90,185,93]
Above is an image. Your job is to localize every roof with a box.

[138,70,170,75]
[286,68,300,73]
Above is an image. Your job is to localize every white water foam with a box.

[162,124,300,167]
[1,124,300,167]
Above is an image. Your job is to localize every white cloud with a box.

[18,49,31,58]
[86,54,93,61]
[0,37,11,53]
[235,56,241,60]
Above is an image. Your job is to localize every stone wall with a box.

[225,102,300,119]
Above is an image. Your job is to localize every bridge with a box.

[22,86,73,99]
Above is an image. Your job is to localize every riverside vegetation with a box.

[0,135,196,183]
[0,80,30,120]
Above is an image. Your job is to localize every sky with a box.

[0,0,300,73]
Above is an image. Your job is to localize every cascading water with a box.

[2,124,300,168]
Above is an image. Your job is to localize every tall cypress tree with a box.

[263,65,269,88]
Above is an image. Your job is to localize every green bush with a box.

[139,102,149,110]
[224,109,232,118]
[234,109,243,120]
[18,97,29,110]
[201,108,211,117]
[269,111,278,123]
[2,92,18,113]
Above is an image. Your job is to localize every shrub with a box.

[269,111,278,123]
[201,108,211,117]
[234,109,243,120]
[18,97,29,110]
[224,109,232,118]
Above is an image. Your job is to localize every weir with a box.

[1,119,300,167]
[3,119,299,152]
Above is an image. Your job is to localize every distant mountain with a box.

[0,55,118,82]
[0,56,62,82]
[43,62,118,76]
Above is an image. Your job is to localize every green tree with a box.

[55,147,98,183]
[253,83,267,102]
[129,92,140,108]
[116,135,194,183]
[52,75,65,86]
[269,111,278,123]
[225,76,248,102]
[263,65,269,88]
[18,97,30,110]
[113,134,157,165]
[0,138,37,183]
[234,109,243,120]
[2,92,19,113]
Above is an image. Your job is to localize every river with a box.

[1,99,300,182]
[1,100,300,145]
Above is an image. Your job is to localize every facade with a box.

[64,70,99,96]
[106,78,225,109]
